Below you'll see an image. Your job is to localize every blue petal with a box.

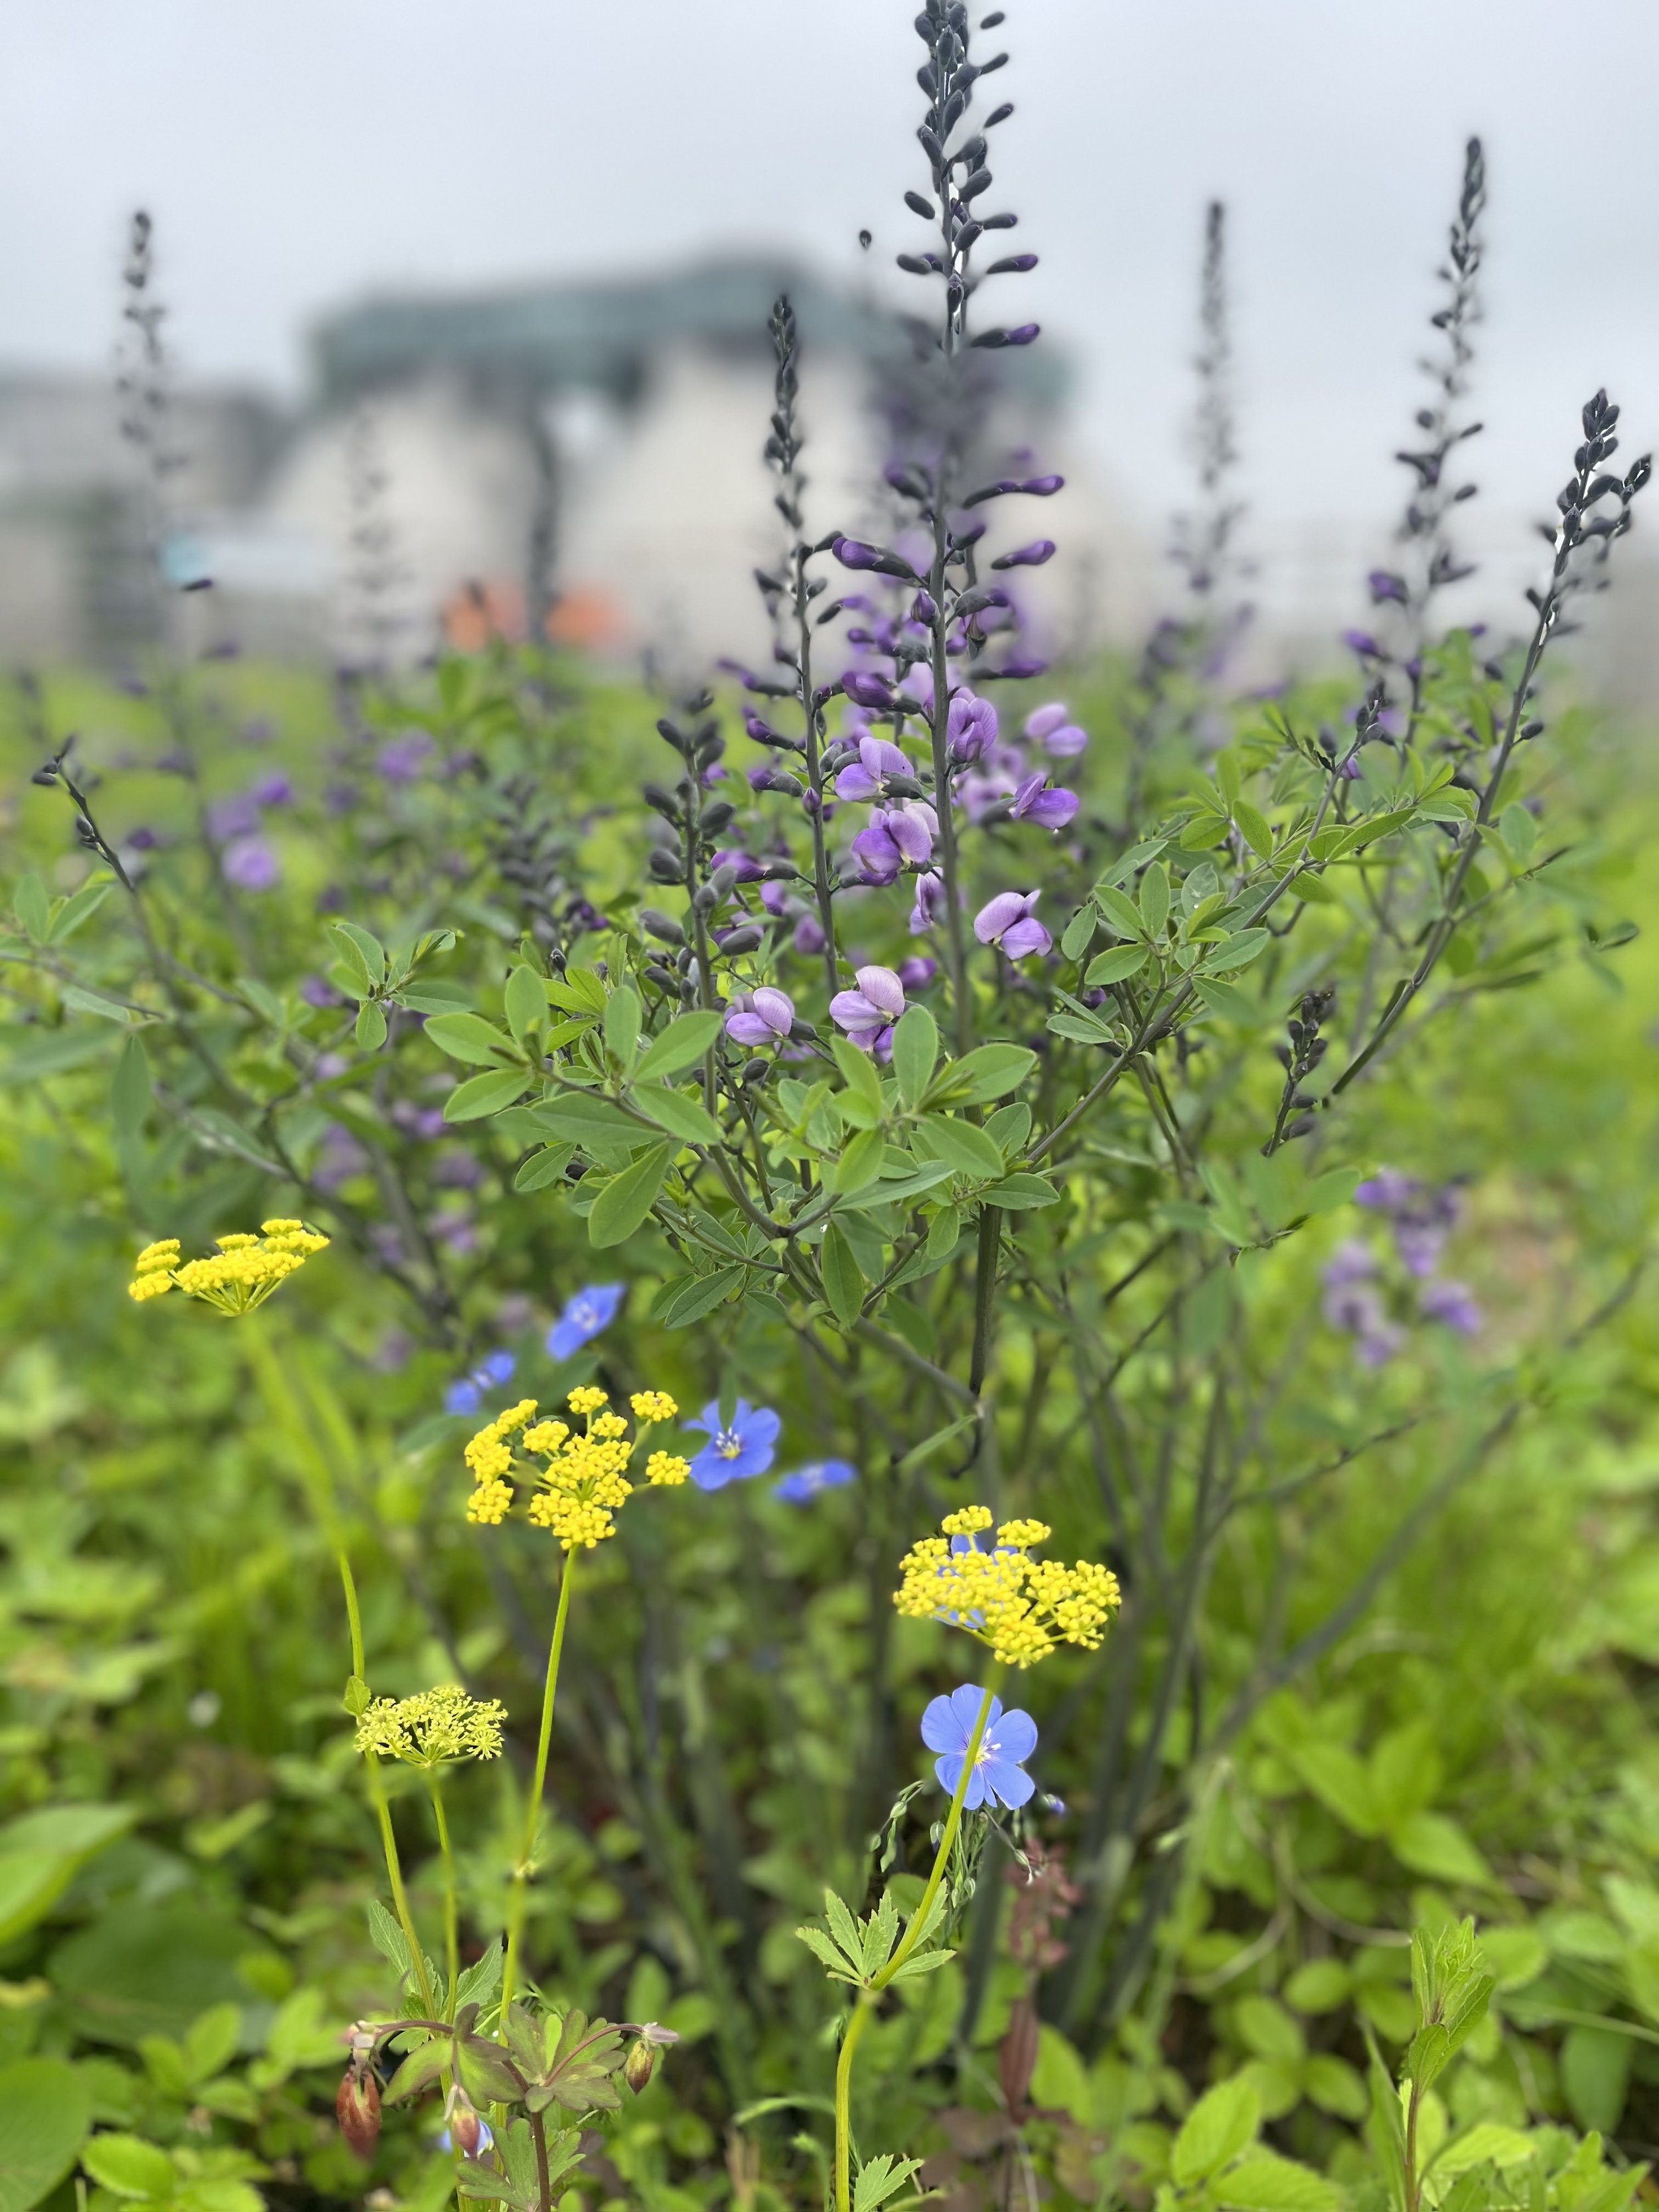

[583,1283,624,1329]
[985,1707,1037,1764]
[688,1446,733,1491]
[985,1759,1036,1810]
[479,1349,516,1386]
[948,1684,1002,1741]
[920,1693,966,1755]
[934,1753,987,1810]
[730,1435,778,1481]
[744,1406,782,1449]
[445,1380,482,1415]
[545,1321,581,1361]
[689,1400,723,1439]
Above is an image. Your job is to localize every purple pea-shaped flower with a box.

[725,988,795,1047]
[975,889,1051,961]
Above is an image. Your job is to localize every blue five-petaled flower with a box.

[546,1283,624,1361]
[773,1459,857,1503]
[444,1348,516,1417]
[686,1400,782,1490]
[920,1684,1039,1810]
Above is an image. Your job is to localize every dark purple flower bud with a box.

[1018,474,1063,493]
[842,670,897,711]
[1368,570,1409,606]
[710,848,768,883]
[989,254,1039,273]
[991,654,1049,680]
[1341,630,1383,660]
[222,836,279,891]
[714,922,766,954]
[833,538,918,581]
[127,826,159,851]
[991,540,1056,571]
[974,888,1050,960]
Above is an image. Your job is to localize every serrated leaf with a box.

[1172,2076,1261,2186]
[885,1947,956,1984]
[80,2132,174,2200]
[796,1925,859,1980]
[445,1069,533,1122]
[634,1009,723,1081]
[853,2153,924,2212]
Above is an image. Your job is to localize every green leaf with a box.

[1193,978,1262,1025]
[820,1224,865,1328]
[1085,944,1149,986]
[110,1035,151,1145]
[831,1128,888,1195]
[0,2058,92,2212]
[182,2004,241,2083]
[831,1039,886,1128]
[1138,861,1171,938]
[513,1144,576,1193]
[1201,928,1271,975]
[1390,1810,1492,1887]
[634,1010,723,1081]
[1171,2076,1261,2187]
[654,1266,746,1329]
[444,1069,533,1122]
[1233,801,1274,859]
[80,2133,176,2201]
[62,985,131,1023]
[531,1094,646,1144]
[1561,2025,1630,2134]
[891,1006,939,1110]
[383,2038,451,2104]
[453,1941,504,2017]
[1060,905,1096,960]
[13,875,50,946]
[330,920,386,994]
[985,1173,1060,1210]
[1214,2153,1340,2212]
[884,1947,956,1984]
[1094,885,1147,940]
[853,2154,924,2212]
[944,1043,1037,1102]
[918,1114,1003,1181]
[603,985,642,1066]
[504,964,547,1047]
[588,1144,672,1247]
[0,1805,134,1944]
[424,1013,518,1065]
[45,877,114,946]
[354,1001,387,1051]
[632,1084,723,1147]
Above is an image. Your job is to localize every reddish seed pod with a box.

[336,2067,381,2158]
[449,2092,484,2158]
[623,2039,658,2094]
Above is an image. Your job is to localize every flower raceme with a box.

[464,1386,689,1549]
[127,1219,330,1315]
[354,1684,506,1768]
[894,1506,1121,1668]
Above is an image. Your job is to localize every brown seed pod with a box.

[336,2066,382,2158]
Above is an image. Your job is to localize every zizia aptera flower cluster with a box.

[127,1218,330,1313]
[464,1386,688,1546]
[353,1683,507,1767]
[895,1505,1120,1666]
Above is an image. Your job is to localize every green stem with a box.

[833,1672,1003,2212]
[427,1769,460,2020]
[369,1765,439,2022]
[500,1548,579,2027]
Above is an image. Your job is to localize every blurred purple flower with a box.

[1368,570,1409,606]
[222,836,279,891]
[725,987,795,1047]
[127,826,159,851]
[433,1149,485,1190]
[793,912,827,955]
[975,889,1050,960]
[947,689,998,763]
[774,1459,857,1503]
[1421,1279,1482,1335]
[1010,772,1079,831]
[314,1122,371,1192]
[207,791,261,842]
[252,772,293,806]
[1355,1171,1418,1213]
[377,729,435,782]
[1323,1240,1376,1290]
[831,964,906,1055]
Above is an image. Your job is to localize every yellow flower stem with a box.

[499,1546,579,2030]
[426,1769,461,2021]
[833,1671,1004,2212]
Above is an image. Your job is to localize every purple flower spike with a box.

[377,729,435,782]
[222,836,279,891]
[947,689,999,763]
[920,1685,1038,1810]
[686,1399,782,1490]
[1010,773,1080,832]
[991,540,1057,571]
[974,889,1051,960]
[725,987,795,1047]
[836,732,912,802]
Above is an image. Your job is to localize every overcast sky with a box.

[4,0,1657,614]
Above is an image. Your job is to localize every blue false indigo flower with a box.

[686,1400,782,1490]
[990,540,1057,571]
[1010,773,1079,831]
[445,1349,516,1417]
[773,1459,856,1503]
[222,836,281,891]
[207,791,262,842]
[920,1686,1038,1810]
[1421,1279,1482,1335]
[546,1283,624,1361]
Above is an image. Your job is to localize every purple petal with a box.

[1025,787,1079,830]
[753,987,795,1035]
[1043,723,1088,759]
[1023,701,1070,741]
[725,1010,774,1045]
[1000,916,1052,960]
[836,764,881,801]
[974,891,1029,944]
[855,965,906,1017]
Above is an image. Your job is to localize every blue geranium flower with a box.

[686,1400,782,1490]
[546,1283,624,1361]
[920,1684,1038,1810]
[444,1348,516,1417]
[773,1459,856,1503]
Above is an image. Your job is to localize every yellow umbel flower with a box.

[127,1220,329,1313]
[463,1382,687,1548]
[894,1507,1120,1669]
[354,1684,506,1767]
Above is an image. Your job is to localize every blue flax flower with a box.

[920,1684,1038,1810]
[686,1400,781,1491]
[444,1349,516,1417]
[774,1459,856,1503]
[546,1283,624,1361]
